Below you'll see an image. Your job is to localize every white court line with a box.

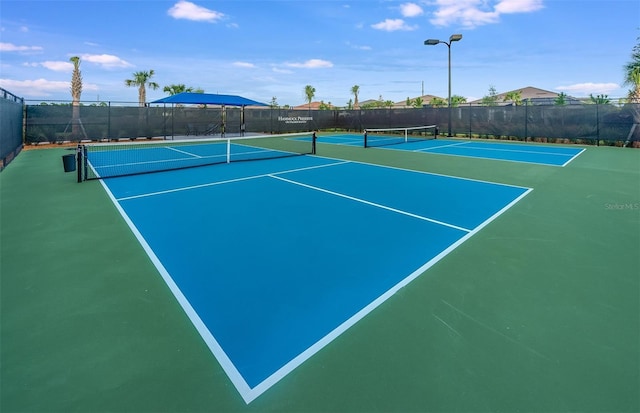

[413,141,471,152]
[430,142,579,157]
[165,146,203,158]
[116,160,350,201]
[102,155,534,404]
[561,148,586,167]
[269,174,472,233]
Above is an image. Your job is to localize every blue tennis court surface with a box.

[100,154,532,403]
[314,134,584,166]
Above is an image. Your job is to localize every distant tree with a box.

[481,85,499,106]
[125,70,159,106]
[69,56,82,137]
[554,92,568,106]
[406,97,412,107]
[270,96,279,108]
[624,35,640,103]
[384,100,394,108]
[163,84,195,95]
[351,85,360,109]
[589,94,610,104]
[347,98,353,110]
[319,100,332,110]
[503,90,523,106]
[451,95,467,107]
[429,97,445,108]
[304,85,316,112]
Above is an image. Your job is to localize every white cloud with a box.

[400,3,424,18]
[41,61,74,71]
[233,61,256,68]
[556,82,620,96]
[285,59,333,69]
[168,1,224,22]
[0,78,69,97]
[0,42,43,52]
[371,19,417,32]
[430,0,543,28]
[495,0,544,14]
[80,54,133,69]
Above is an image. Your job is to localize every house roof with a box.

[292,101,336,110]
[151,92,267,107]
[468,86,582,105]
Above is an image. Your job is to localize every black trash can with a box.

[62,153,76,172]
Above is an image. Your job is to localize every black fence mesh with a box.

[1,89,24,170]
[23,101,640,146]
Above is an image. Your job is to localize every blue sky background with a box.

[1,0,638,106]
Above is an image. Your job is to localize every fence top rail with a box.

[1,88,24,104]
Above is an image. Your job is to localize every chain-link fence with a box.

[1,88,24,170]
[23,100,640,147]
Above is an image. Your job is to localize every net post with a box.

[404,128,408,143]
[83,145,88,181]
[363,130,368,148]
[312,131,317,154]
[76,144,83,183]
[226,138,231,163]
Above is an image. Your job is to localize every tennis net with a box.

[81,132,316,180]
[364,125,438,148]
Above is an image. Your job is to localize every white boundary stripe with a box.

[166,146,203,158]
[561,147,586,167]
[431,143,582,157]
[373,146,578,168]
[242,186,534,403]
[96,179,255,403]
[269,174,472,233]
[413,141,471,151]
[101,154,534,404]
[116,161,350,201]
[310,153,531,191]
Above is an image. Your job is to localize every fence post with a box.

[596,102,600,145]
[107,101,111,141]
[524,100,528,142]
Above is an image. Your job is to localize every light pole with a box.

[424,34,462,137]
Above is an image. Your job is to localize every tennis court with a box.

[93,138,531,402]
[315,130,584,166]
[1,132,638,413]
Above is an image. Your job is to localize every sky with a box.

[1,0,638,106]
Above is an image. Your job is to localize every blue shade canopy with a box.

[151,92,267,106]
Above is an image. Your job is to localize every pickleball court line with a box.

[269,174,472,233]
[115,160,351,201]
[412,141,471,151]
[100,160,534,404]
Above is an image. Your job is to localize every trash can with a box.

[62,153,76,172]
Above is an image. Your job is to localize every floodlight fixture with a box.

[423,34,463,137]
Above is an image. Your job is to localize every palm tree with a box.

[451,95,467,107]
[304,84,316,112]
[351,85,360,109]
[589,94,610,105]
[623,36,640,103]
[503,90,523,106]
[163,84,194,95]
[429,97,445,108]
[69,56,82,138]
[125,70,159,106]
